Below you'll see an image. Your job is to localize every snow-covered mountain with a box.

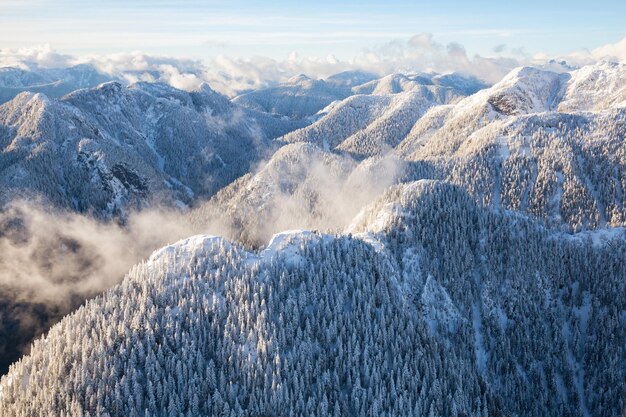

[279,72,484,158]
[0,64,114,104]
[233,71,484,121]
[395,63,626,231]
[0,81,304,217]
[232,74,352,119]
[558,61,626,112]
[352,72,486,96]
[189,141,428,246]
[271,62,625,231]
[1,180,623,416]
[190,142,359,245]
[0,61,625,416]
[188,63,626,250]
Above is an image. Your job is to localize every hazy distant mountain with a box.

[2,180,623,416]
[351,72,487,96]
[324,69,378,88]
[0,64,114,104]
[232,70,481,121]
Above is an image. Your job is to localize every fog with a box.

[0,202,197,373]
[191,148,409,246]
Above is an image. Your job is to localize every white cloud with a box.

[2,34,626,96]
[591,37,626,61]
[0,44,75,69]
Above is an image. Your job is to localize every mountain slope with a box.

[558,61,626,112]
[1,180,623,416]
[187,140,437,246]
[190,143,350,243]
[232,71,380,120]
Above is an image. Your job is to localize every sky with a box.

[2,0,626,60]
[2,0,626,95]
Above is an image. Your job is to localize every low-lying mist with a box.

[0,201,199,374]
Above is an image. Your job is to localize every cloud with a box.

[546,36,626,67]
[590,37,626,61]
[0,200,203,372]
[0,44,75,69]
[0,201,198,304]
[407,33,439,50]
[353,33,523,83]
[3,34,626,97]
[0,34,519,94]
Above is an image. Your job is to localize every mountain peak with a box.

[481,66,568,115]
[286,73,314,85]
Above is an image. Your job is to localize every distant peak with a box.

[96,80,124,91]
[286,73,313,85]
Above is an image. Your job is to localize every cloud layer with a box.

[4,34,624,96]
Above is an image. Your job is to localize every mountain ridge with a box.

[1,179,624,416]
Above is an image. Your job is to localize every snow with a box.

[556,227,626,247]
[550,171,565,218]
[353,232,386,253]
[261,230,317,266]
[496,136,510,159]
[560,61,626,112]
[421,276,461,335]
[148,234,231,265]
[365,202,404,232]
[472,301,488,374]
[495,306,509,330]
[555,372,567,402]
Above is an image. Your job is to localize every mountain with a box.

[324,70,378,88]
[190,142,358,245]
[271,63,625,233]
[0,78,307,376]
[397,63,626,231]
[0,61,625,416]
[232,74,351,119]
[0,64,114,104]
[189,141,435,246]
[279,72,483,158]
[0,81,305,217]
[232,71,484,121]
[352,72,486,97]
[1,180,623,416]
[558,61,626,112]
[191,63,626,250]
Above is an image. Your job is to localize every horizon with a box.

[3,1,626,96]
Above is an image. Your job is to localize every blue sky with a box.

[2,0,626,60]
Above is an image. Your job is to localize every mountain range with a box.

[0,80,304,217]
[1,181,623,416]
[0,61,624,416]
